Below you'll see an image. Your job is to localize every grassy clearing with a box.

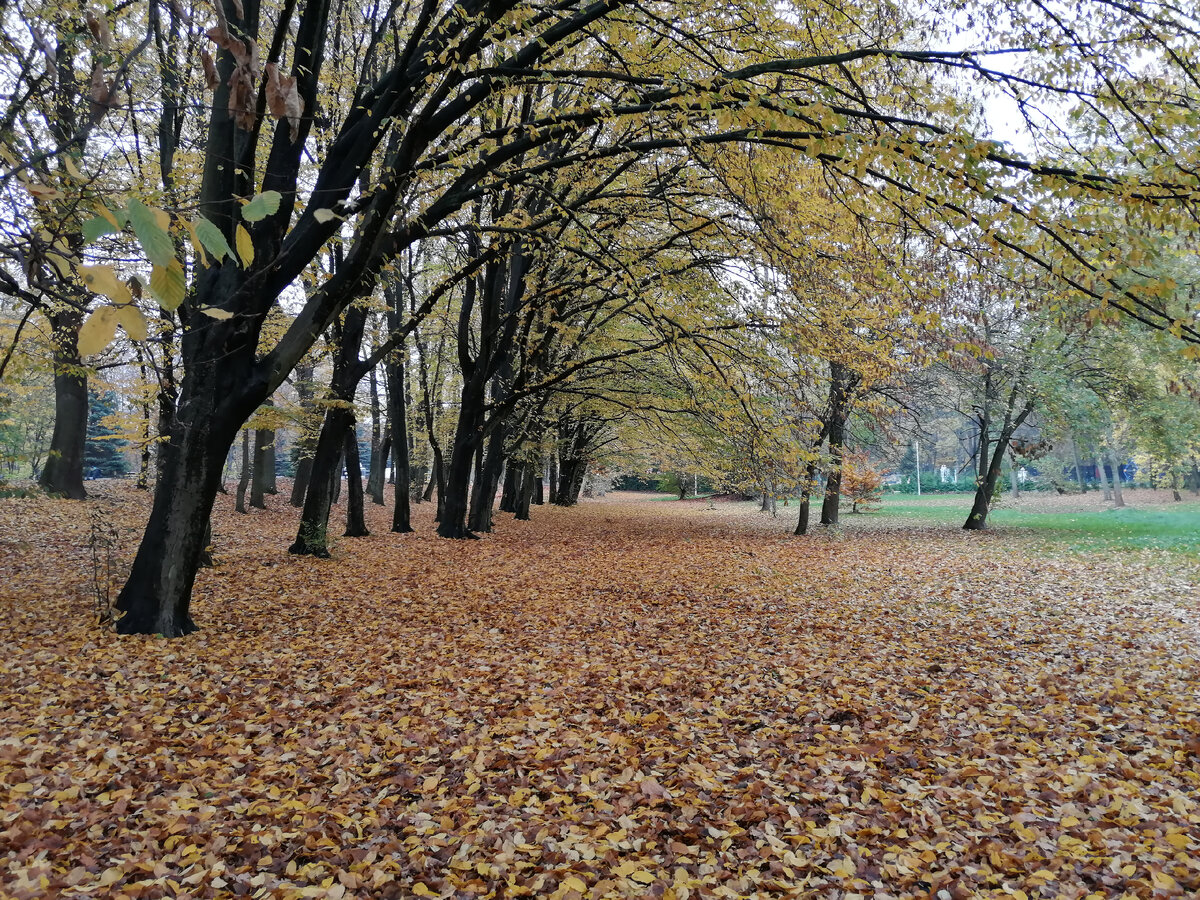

[871,490,1200,557]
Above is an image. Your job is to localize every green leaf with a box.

[127,199,175,268]
[193,217,233,264]
[241,190,281,222]
[82,215,122,243]
[149,259,186,311]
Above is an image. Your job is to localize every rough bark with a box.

[820,362,856,527]
[235,428,251,514]
[343,426,369,537]
[39,309,88,499]
[388,356,413,533]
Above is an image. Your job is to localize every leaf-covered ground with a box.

[1,487,1198,899]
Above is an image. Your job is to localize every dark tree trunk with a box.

[438,374,487,538]
[548,453,559,505]
[534,469,544,506]
[115,343,254,637]
[289,362,317,507]
[39,310,87,499]
[235,428,251,513]
[291,457,313,507]
[514,462,537,520]
[369,433,390,505]
[965,398,1034,530]
[795,460,819,535]
[499,463,519,512]
[366,365,387,504]
[290,405,355,556]
[250,405,273,508]
[344,426,369,537]
[388,358,413,533]
[820,363,856,527]
[331,446,344,505]
[469,425,507,533]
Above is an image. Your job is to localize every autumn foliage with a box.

[1,486,1198,898]
[841,450,884,513]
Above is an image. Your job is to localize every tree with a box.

[82,389,127,477]
[3,0,1193,634]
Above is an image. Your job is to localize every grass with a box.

[873,490,1200,556]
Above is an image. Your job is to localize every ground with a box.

[0,486,1198,899]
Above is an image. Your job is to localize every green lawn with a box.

[873,492,1200,556]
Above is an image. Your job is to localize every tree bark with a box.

[235,428,251,514]
[388,356,413,533]
[290,405,354,557]
[1107,442,1125,508]
[964,398,1034,530]
[39,309,87,499]
[344,426,369,537]
[366,364,387,504]
[820,362,856,527]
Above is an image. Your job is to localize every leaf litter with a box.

[0,487,1197,899]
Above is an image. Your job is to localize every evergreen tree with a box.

[84,391,128,478]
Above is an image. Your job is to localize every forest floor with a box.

[1,485,1198,899]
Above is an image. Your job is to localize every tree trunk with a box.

[964,400,1034,530]
[290,405,355,556]
[250,404,273,509]
[438,373,487,538]
[795,461,818,535]
[499,463,519,512]
[469,425,507,533]
[344,426,369,537]
[366,365,387,504]
[289,362,317,507]
[548,453,559,505]
[514,462,537,520]
[820,363,855,527]
[388,358,413,533]
[115,360,249,636]
[39,310,87,499]
[235,428,251,514]
[1107,444,1125,508]
[1071,439,1086,491]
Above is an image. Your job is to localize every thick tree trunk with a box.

[438,373,487,538]
[514,462,537,520]
[388,358,413,533]
[368,433,390,505]
[289,363,317,507]
[290,457,313,507]
[548,454,559,505]
[499,463,519,512]
[115,360,248,636]
[250,409,272,508]
[235,428,251,513]
[344,426,369,537]
[290,405,354,556]
[39,310,87,499]
[469,424,508,533]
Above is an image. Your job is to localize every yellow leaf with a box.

[628,870,654,884]
[562,876,586,892]
[184,219,208,266]
[412,885,437,897]
[196,307,235,319]
[1166,832,1190,850]
[236,223,254,267]
[78,306,120,356]
[114,304,148,341]
[77,264,132,304]
[1150,870,1178,890]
